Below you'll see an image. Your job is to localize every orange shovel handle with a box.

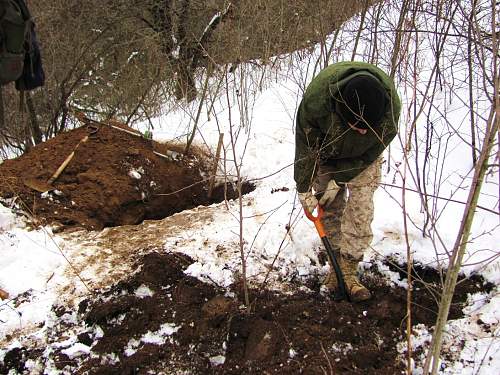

[304,206,326,238]
[304,205,350,302]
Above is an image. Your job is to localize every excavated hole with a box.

[139,179,257,224]
[0,124,256,231]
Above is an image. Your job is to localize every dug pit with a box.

[0,123,254,231]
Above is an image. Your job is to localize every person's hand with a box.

[298,191,318,214]
[318,180,341,207]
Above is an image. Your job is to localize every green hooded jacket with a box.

[294,61,401,193]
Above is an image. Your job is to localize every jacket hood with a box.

[330,71,388,128]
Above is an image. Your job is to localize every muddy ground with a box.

[0,122,253,231]
[0,251,493,375]
[0,122,494,374]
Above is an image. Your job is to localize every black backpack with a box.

[15,20,44,90]
[0,0,44,90]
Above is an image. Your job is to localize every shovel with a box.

[304,205,350,302]
[24,133,91,193]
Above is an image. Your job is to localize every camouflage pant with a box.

[313,158,382,261]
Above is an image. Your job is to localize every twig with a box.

[208,133,224,198]
[423,52,499,375]
[0,181,93,295]
[225,67,249,308]
[320,341,334,375]
[402,149,413,375]
[245,201,287,262]
[380,182,499,216]
[185,72,210,154]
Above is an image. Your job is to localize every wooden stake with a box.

[207,133,224,198]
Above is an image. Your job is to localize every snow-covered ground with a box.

[0,69,499,373]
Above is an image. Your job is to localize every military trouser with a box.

[313,158,382,261]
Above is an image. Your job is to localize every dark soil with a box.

[0,123,254,231]
[0,251,492,375]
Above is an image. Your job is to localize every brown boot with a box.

[321,245,341,291]
[342,257,371,302]
[322,270,339,291]
[323,256,371,302]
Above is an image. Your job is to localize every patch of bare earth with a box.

[0,123,253,231]
[0,252,492,374]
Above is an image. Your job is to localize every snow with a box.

[124,323,180,357]
[209,355,226,366]
[0,60,499,374]
[134,284,154,298]
[61,343,91,359]
[128,169,142,180]
[0,205,66,337]
[400,314,500,375]
[184,261,234,288]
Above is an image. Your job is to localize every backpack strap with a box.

[0,86,4,129]
[19,89,24,111]
[12,0,31,21]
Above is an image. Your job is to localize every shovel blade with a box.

[23,177,54,193]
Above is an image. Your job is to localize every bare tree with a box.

[0,0,374,153]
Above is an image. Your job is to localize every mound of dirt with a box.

[0,251,492,374]
[0,123,253,231]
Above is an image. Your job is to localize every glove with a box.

[298,191,318,214]
[318,180,341,207]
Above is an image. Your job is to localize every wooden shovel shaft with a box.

[47,135,89,185]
